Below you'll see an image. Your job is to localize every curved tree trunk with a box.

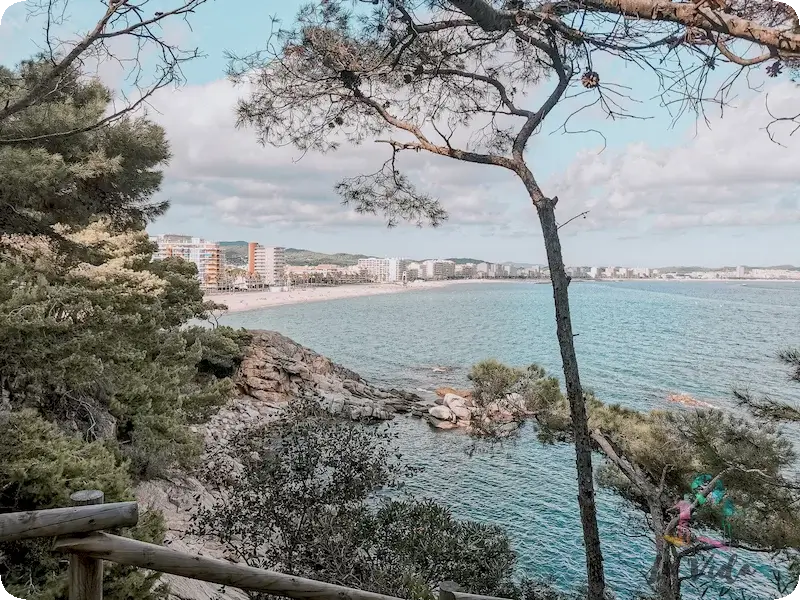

[519,169,606,600]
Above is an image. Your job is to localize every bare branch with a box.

[0,0,206,144]
[557,211,590,229]
[447,0,800,56]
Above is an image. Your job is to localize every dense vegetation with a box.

[0,59,249,600]
[193,398,557,600]
[467,358,800,599]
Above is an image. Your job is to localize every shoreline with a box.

[207,279,532,314]
[207,277,798,314]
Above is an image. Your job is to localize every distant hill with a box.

[219,243,372,267]
[219,242,248,265]
[445,257,485,265]
[219,244,499,267]
[284,248,371,266]
[658,265,799,273]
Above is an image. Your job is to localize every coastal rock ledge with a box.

[205,330,423,446]
[137,330,424,600]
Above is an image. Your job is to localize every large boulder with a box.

[444,393,467,410]
[451,405,472,422]
[429,404,455,421]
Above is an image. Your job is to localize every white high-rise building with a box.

[420,259,455,280]
[247,243,285,285]
[387,258,411,282]
[357,258,391,282]
[150,234,223,288]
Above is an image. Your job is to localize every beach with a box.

[206,279,518,313]
[207,277,800,314]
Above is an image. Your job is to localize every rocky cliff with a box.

[202,330,423,447]
[137,330,424,599]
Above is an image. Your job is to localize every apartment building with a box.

[150,234,223,288]
[247,243,286,285]
[388,258,412,283]
[420,259,455,280]
[357,258,391,282]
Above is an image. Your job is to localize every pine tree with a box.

[0,60,170,242]
[0,59,248,600]
[467,359,800,600]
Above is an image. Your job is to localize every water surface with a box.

[222,281,800,598]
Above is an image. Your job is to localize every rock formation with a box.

[136,330,426,600]
[425,391,524,434]
[205,330,424,447]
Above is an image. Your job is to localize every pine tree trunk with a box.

[648,506,680,600]
[525,188,606,600]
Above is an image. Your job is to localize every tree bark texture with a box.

[518,169,606,600]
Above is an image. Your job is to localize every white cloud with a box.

[148,79,518,231]
[546,81,800,233]
[146,76,800,237]
[0,0,23,25]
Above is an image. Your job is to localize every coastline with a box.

[207,276,798,314]
[207,279,533,314]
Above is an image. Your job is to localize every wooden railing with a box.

[0,490,509,600]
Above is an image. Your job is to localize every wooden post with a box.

[68,490,104,600]
[439,581,460,600]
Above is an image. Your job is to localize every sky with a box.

[1,0,799,267]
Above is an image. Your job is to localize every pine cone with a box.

[766,61,783,78]
[581,71,600,89]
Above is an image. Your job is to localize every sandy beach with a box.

[206,279,520,314]
[206,277,798,314]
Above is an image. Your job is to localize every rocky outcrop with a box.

[200,330,424,447]
[136,330,427,600]
[425,392,524,434]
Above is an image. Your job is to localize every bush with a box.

[467,360,568,440]
[0,410,167,600]
[193,398,520,599]
[468,360,525,403]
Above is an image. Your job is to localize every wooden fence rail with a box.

[54,532,406,600]
[0,491,512,600]
[0,490,800,600]
[0,501,138,543]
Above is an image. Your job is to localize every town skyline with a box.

[213,238,800,272]
[148,233,800,293]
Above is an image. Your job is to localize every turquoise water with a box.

[221,281,800,599]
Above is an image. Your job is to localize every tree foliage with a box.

[0,57,248,599]
[229,2,799,597]
[0,410,168,600]
[193,398,520,599]
[0,222,247,479]
[467,359,800,600]
[735,349,800,421]
[467,359,567,438]
[0,60,171,243]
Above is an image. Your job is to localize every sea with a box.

[220,280,800,600]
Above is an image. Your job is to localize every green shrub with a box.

[0,410,168,600]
